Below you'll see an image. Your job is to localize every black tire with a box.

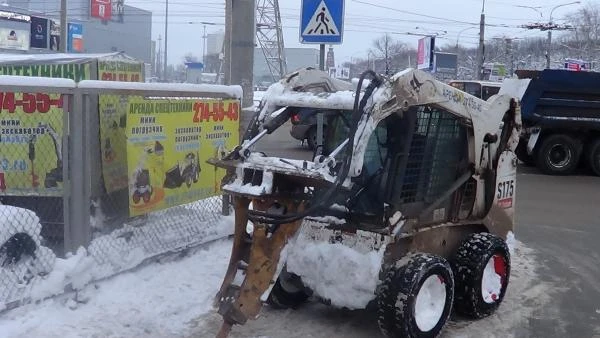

[376,253,454,338]
[536,134,581,175]
[267,269,311,309]
[586,138,600,176]
[515,140,535,166]
[452,232,510,319]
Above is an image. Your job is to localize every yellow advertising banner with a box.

[0,63,91,196]
[126,97,239,216]
[97,59,144,193]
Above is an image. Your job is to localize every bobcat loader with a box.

[208,68,521,338]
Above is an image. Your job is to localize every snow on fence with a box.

[0,77,241,311]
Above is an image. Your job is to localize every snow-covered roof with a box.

[0,52,139,65]
[78,80,243,99]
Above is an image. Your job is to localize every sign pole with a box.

[319,44,325,71]
[60,0,67,52]
[300,0,345,66]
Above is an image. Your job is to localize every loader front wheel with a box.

[376,253,454,338]
[451,233,510,319]
[267,269,311,309]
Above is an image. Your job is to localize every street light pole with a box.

[197,21,217,70]
[203,25,207,67]
[163,0,169,81]
[59,0,67,52]
[476,0,486,80]
[547,1,581,68]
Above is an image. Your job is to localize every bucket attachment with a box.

[214,196,305,337]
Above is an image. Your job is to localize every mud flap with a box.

[214,196,305,337]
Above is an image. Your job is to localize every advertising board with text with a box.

[98,58,144,193]
[0,63,91,196]
[91,0,112,20]
[126,97,239,216]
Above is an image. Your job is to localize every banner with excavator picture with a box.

[97,58,144,193]
[126,96,239,216]
[0,63,91,196]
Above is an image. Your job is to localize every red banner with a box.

[91,0,112,20]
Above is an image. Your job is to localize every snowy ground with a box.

[0,232,553,338]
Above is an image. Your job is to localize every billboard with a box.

[0,11,31,51]
[433,52,458,80]
[97,59,144,193]
[67,23,83,53]
[50,20,60,51]
[125,97,239,216]
[417,36,435,71]
[564,58,590,71]
[91,0,112,20]
[328,67,350,79]
[0,28,29,50]
[0,63,91,196]
[30,16,48,49]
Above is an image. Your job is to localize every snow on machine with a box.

[208,67,521,338]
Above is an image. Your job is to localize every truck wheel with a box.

[376,253,454,338]
[586,138,600,176]
[536,134,581,175]
[515,141,534,166]
[451,233,510,319]
[267,269,310,309]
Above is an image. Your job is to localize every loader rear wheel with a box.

[536,134,581,175]
[376,253,454,338]
[267,269,310,309]
[451,233,510,319]
[586,138,600,176]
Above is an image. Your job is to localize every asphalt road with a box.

[249,123,600,338]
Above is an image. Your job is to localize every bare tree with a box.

[564,3,600,58]
[370,34,407,74]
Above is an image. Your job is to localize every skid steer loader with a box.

[208,67,521,338]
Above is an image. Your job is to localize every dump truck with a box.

[502,69,600,176]
[208,67,521,338]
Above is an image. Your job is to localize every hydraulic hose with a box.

[247,70,384,225]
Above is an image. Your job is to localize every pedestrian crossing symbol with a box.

[302,1,339,36]
[300,0,344,44]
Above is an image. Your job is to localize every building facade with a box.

[0,1,151,64]
[254,47,320,86]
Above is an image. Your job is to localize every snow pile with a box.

[286,227,387,310]
[0,205,56,310]
[9,198,234,308]
[0,239,232,338]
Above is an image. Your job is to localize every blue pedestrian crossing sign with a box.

[300,0,344,44]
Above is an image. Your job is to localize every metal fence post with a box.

[222,193,230,216]
[63,90,91,254]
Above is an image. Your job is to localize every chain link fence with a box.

[0,78,241,311]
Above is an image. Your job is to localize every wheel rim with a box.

[414,274,447,332]
[481,254,507,304]
[548,144,572,168]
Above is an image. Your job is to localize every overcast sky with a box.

[130,0,590,66]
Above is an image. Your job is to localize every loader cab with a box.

[340,104,472,227]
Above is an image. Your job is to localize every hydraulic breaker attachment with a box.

[214,196,305,337]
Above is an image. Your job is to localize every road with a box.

[206,123,600,338]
